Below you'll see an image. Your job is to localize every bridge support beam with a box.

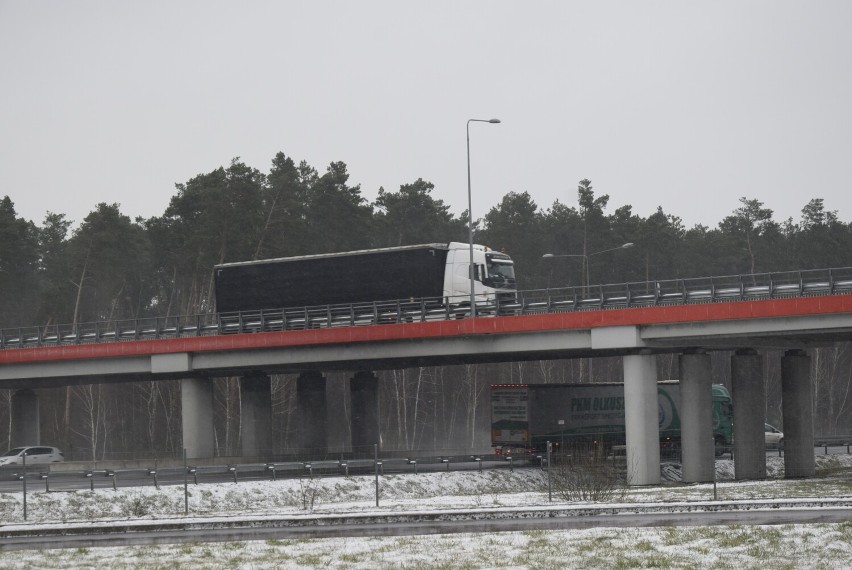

[351,371,380,453]
[240,372,272,460]
[10,389,39,447]
[181,378,215,460]
[679,352,715,483]
[782,350,815,478]
[297,371,327,454]
[623,353,660,486]
[732,350,766,480]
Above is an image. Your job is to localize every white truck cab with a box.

[443,242,516,306]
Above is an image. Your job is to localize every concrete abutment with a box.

[679,352,715,483]
[296,371,328,454]
[180,378,215,460]
[240,372,272,459]
[10,389,39,447]
[731,350,766,480]
[781,349,815,478]
[350,371,380,453]
[623,353,661,485]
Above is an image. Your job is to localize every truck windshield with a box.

[485,254,516,288]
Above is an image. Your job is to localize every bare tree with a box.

[71,383,107,461]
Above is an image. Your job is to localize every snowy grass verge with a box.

[1,455,851,524]
[1,455,851,568]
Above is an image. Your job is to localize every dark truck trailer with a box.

[214,242,516,314]
[491,381,733,455]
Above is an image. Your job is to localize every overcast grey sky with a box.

[2,1,850,231]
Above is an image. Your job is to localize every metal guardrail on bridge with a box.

[2,267,852,349]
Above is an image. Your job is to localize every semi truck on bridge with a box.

[491,381,734,456]
[214,242,517,314]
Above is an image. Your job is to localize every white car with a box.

[765,424,784,449]
[0,446,64,466]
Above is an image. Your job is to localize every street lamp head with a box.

[621,242,634,249]
[488,118,501,123]
[542,253,554,258]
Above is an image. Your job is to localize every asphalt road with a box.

[1,445,849,494]
[3,502,851,551]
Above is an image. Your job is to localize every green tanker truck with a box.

[491,381,733,456]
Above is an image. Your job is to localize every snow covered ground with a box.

[2,454,852,568]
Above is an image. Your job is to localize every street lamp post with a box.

[542,243,633,288]
[466,118,501,318]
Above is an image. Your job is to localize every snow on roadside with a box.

[1,454,851,525]
[1,454,851,569]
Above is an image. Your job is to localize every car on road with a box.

[765,424,784,449]
[0,446,64,466]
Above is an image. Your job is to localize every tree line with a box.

[1,152,851,459]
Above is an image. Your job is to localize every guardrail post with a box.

[228,464,238,483]
[374,443,380,507]
[267,463,277,480]
[22,452,27,521]
[183,448,189,515]
[547,441,552,502]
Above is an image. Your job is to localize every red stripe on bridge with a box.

[3,295,851,365]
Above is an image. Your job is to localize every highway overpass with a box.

[2,268,852,486]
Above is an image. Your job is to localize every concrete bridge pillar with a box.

[240,372,272,460]
[781,350,815,478]
[350,371,380,453]
[623,353,661,486]
[297,371,328,455]
[181,378,215,460]
[679,352,715,483]
[10,389,39,447]
[732,350,766,480]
